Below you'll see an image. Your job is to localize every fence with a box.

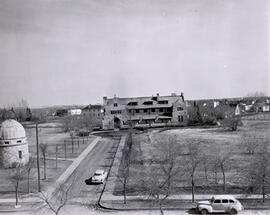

[241,113,270,121]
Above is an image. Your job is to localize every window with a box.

[178,115,184,122]
[214,200,221,203]
[136,109,139,113]
[111,110,121,114]
[17,140,22,143]
[229,200,235,203]
[158,100,168,104]
[151,108,155,112]
[159,108,163,112]
[4,141,9,145]
[114,103,118,107]
[222,199,229,203]
[127,102,138,106]
[18,151,22,159]
[143,101,153,105]
[144,109,148,113]
[177,107,184,111]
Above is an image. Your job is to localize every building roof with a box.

[0,119,26,140]
[105,94,184,107]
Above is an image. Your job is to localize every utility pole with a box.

[55,145,58,169]
[36,123,41,192]
[64,140,67,160]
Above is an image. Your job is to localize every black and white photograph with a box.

[0,0,269,214]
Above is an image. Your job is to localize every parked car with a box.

[196,195,244,214]
[91,169,108,184]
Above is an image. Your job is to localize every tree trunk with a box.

[159,202,164,215]
[204,167,207,181]
[15,182,19,205]
[214,169,218,184]
[56,145,58,169]
[262,173,265,202]
[123,181,126,204]
[64,140,67,160]
[191,174,195,202]
[221,164,226,192]
[43,154,46,179]
[71,137,74,153]
[27,171,30,193]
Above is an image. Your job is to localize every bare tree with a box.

[247,142,270,202]
[144,135,181,215]
[40,143,48,180]
[221,116,241,131]
[10,162,25,206]
[117,133,132,204]
[217,153,231,192]
[24,156,35,193]
[185,140,201,202]
[241,132,260,155]
[39,177,75,215]
[246,91,266,97]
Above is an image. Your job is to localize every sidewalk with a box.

[0,136,101,213]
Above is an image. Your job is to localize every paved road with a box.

[67,135,122,205]
[16,206,270,215]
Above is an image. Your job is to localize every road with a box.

[67,134,122,205]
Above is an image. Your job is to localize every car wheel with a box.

[229,209,237,214]
[201,209,208,214]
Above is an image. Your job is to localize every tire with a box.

[201,209,208,214]
[229,208,237,214]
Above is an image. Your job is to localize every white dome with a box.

[0,119,26,140]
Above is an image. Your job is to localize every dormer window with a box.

[114,103,118,107]
[127,102,138,106]
[143,101,153,105]
[158,100,168,104]
[17,140,22,143]
[4,141,9,145]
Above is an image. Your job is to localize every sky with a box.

[0,0,269,107]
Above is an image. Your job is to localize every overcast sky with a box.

[0,0,269,107]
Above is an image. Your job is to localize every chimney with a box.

[103,96,107,105]
[156,93,159,97]
[181,92,185,101]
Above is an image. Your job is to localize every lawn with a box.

[114,119,270,196]
[0,121,95,199]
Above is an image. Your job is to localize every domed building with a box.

[0,119,29,168]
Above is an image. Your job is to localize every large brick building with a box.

[102,93,187,129]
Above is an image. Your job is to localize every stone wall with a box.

[0,142,29,168]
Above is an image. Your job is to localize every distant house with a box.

[68,109,82,116]
[82,104,104,120]
[55,109,68,117]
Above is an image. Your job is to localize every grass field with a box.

[114,119,270,196]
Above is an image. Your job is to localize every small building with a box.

[54,109,68,117]
[82,104,104,119]
[0,119,29,168]
[68,109,82,116]
[102,93,187,129]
